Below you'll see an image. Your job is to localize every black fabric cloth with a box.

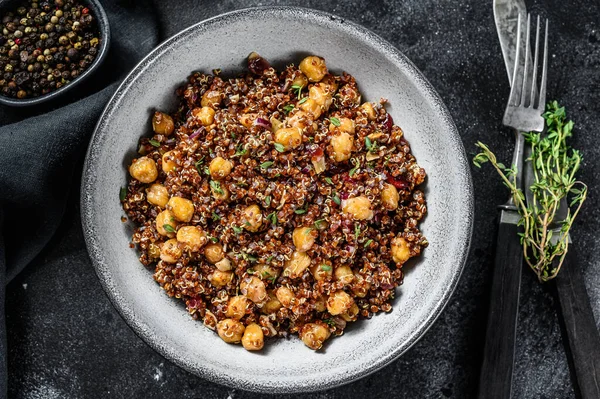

[0,0,160,395]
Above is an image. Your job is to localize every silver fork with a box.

[479,13,548,399]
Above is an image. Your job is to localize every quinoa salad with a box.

[121,53,428,351]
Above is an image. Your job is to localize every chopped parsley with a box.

[323,318,336,327]
[163,224,176,233]
[210,236,219,243]
[149,139,160,147]
[294,208,307,214]
[330,117,341,127]
[274,143,285,152]
[260,161,274,169]
[210,180,224,195]
[234,144,248,157]
[241,252,258,262]
[266,211,278,225]
[365,137,373,151]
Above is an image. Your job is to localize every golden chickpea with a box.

[161,151,178,173]
[242,323,264,351]
[152,111,174,136]
[275,127,303,151]
[329,132,354,162]
[352,273,371,298]
[215,257,232,272]
[342,195,373,220]
[275,286,295,308]
[309,263,332,282]
[209,156,233,179]
[242,204,263,232]
[292,72,308,90]
[326,290,354,316]
[204,243,225,264]
[210,181,230,201]
[160,239,182,263]
[226,295,250,320]
[176,226,206,252]
[381,183,400,210]
[239,113,257,129]
[148,243,161,259]
[261,291,282,314]
[334,265,354,285]
[216,319,245,344]
[298,97,322,118]
[299,56,328,82]
[329,117,355,134]
[391,236,411,264]
[129,156,158,183]
[287,110,311,130]
[341,303,360,322]
[201,90,222,108]
[166,196,194,223]
[299,322,331,350]
[240,276,268,306]
[314,295,327,312]
[360,102,377,120]
[292,227,315,252]
[192,106,215,126]
[283,251,311,278]
[156,210,177,237]
[146,183,169,207]
[209,270,234,287]
[309,84,332,109]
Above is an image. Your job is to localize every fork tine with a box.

[508,13,523,106]
[530,16,541,108]
[538,19,549,110]
[520,13,531,107]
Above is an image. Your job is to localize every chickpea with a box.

[240,276,268,306]
[283,251,311,279]
[391,236,411,264]
[204,243,225,264]
[161,150,178,173]
[156,210,177,237]
[216,319,245,344]
[329,132,354,162]
[309,84,332,109]
[334,265,354,285]
[287,110,311,130]
[215,257,232,272]
[176,226,206,252]
[226,295,250,320]
[298,97,322,118]
[166,196,195,223]
[275,127,303,151]
[242,323,264,351]
[148,243,161,259]
[129,156,158,183]
[201,90,222,108]
[329,117,355,134]
[299,56,328,82]
[341,303,360,322]
[261,291,282,314]
[209,269,234,287]
[309,263,332,281]
[299,322,331,350]
[292,72,308,90]
[191,106,215,126]
[326,290,354,316]
[292,227,315,252]
[381,183,400,210]
[275,286,295,308]
[210,181,230,201]
[242,204,263,232]
[146,183,169,207]
[314,295,327,312]
[352,273,371,298]
[152,111,174,136]
[209,156,233,179]
[239,113,257,129]
[342,195,373,220]
[360,102,377,120]
[160,239,182,263]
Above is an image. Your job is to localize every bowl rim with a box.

[0,0,111,107]
[81,5,474,393]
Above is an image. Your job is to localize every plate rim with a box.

[81,5,474,393]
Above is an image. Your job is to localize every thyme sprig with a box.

[473,101,588,282]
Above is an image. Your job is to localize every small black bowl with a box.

[0,0,110,107]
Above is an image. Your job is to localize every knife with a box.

[523,128,600,398]
[477,2,529,399]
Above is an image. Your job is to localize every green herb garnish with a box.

[349,158,360,177]
[212,211,220,221]
[355,224,361,239]
[210,236,219,243]
[194,157,205,174]
[473,101,588,282]
[323,318,336,327]
[266,255,274,263]
[291,84,303,99]
[265,195,271,207]
[274,143,285,152]
[365,137,374,151]
[210,180,224,195]
[283,104,295,114]
[234,145,248,157]
[266,212,278,225]
[314,219,326,229]
[163,224,176,233]
[330,117,341,127]
[149,139,160,147]
[320,265,332,272]
[324,177,333,185]
[119,187,127,201]
[232,225,243,234]
[298,97,308,105]
[332,194,341,205]
[260,161,274,169]
[294,209,307,215]
[364,239,373,248]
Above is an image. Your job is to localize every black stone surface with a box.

[5,0,600,398]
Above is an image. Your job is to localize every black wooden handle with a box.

[478,221,523,399]
[555,248,600,399]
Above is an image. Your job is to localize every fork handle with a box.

[478,213,523,399]
[555,248,600,399]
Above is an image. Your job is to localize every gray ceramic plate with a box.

[82,6,473,393]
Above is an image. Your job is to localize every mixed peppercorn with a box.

[0,0,100,99]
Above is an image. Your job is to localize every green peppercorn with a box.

[42,49,50,56]
[17,7,27,16]
[45,23,53,32]
[50,16,58,24]
[73,42,82,50]
[13,30,23,38]
[24,27,32,34]
[40,33,48,40]
[55,10,63,18]
[16,89,27,98]
[20,18,28,26]
[58,35,68,45]
[4,64,13,72]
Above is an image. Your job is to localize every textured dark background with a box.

[4,0,600,398]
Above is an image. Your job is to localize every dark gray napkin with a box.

[0,0,160,395]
